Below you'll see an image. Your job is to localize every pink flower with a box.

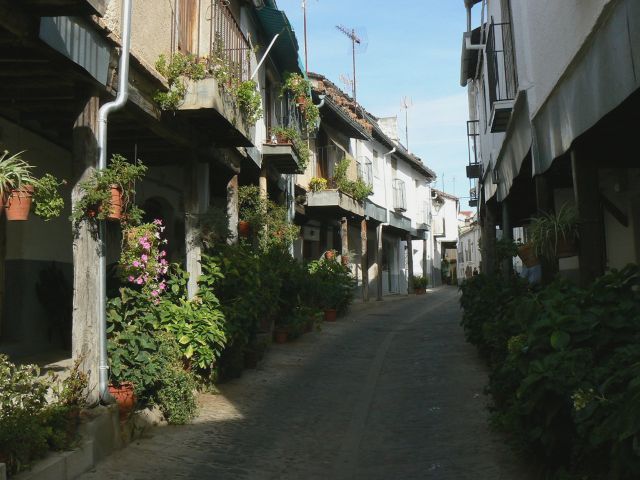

[160,259,168,266]
[141,254,148,263]
[133,261,140,268]
[135,277,144,285]
[139,236,148,245]
[158,282,166,291]
[160,251,167,257]
[151,290,159,297]
[128,276,135,282]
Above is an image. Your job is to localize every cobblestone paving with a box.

[80,287,532,480]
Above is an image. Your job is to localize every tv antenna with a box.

[301,0,318,73]
[336,25,367,107]
[400,96,413,152]
[339,74,354,94]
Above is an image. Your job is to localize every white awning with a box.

[532,0,640,175]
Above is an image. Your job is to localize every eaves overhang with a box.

[321,97,371,140]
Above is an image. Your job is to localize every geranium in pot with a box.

[0,150,66,221]
[280,72,310,105]
[271,126,298,145]
[71,154,146,226]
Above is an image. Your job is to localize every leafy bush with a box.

[460,265,640,479]
[308,257,355,312]
[332,156,372,201]
[412,275,428,289]
[32,173,65,220]
[154,52,206,110]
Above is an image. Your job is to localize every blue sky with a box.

[277,0,472,203]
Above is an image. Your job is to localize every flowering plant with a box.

[120,219,169,300]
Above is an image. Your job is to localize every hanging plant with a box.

[0,150,65,221]
[154,53,207,111]
[235,80,263,125]
[280,72,310,99]
[529,204,579,259]
[71,154,147,227]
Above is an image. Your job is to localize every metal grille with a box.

[392,179,406,212]
[207,0,251,83]
[486,20,517,104]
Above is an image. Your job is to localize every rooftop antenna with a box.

[336,25,367,109]
[400,96,413,152]
[301,0,318,73]
[339,73,354,94]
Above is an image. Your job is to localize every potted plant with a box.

[108,381,137,421]
[271,126,298,145]
[529,204,579,259]
[281,72,310,105]
[412,275,428,294]
[516,241,539,267]
[0,151,66,221]
[71,154,146,226]
[309,177,328,193]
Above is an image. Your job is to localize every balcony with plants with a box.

[263,73,317,174]
[151,0,262,146]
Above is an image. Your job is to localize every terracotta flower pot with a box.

[556,237,578,258]
[517,243,539,268]
[275,133,291,144]
[274,329,288,344]
[324,309,337,322]
[5,184,34,221]
[106,184,123,221]
[325,250,335,261]
[238,220,251,238]
[108,382,136,421]
[414,288,426,295]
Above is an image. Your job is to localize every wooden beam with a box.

[376,224,383,301]
[571,148,605,286]
[341,217,349,265]
[71,93,101,406]
[406,232,414,294]
[361,218,368,302]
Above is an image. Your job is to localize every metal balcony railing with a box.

[392,179,407,212]
[199,0,251,83]
[466,120,481,178]
[486,19,517,105]
[357,156,373,186]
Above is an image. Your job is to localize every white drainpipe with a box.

[96,0,133,403]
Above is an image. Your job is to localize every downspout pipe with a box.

[97,0,133,403]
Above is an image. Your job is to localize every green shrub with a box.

[308,257,355,312]
[461,265,640,478]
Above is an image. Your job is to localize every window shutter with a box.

[178,0,197,54]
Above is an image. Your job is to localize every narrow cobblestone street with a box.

[80,287,531,480]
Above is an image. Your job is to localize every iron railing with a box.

[357,156,373,186]
[486,19,517,104]
[206,0,252,83]
[392,179,406,212]
[466,120,481,178]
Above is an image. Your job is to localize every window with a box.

[177,0,197,54]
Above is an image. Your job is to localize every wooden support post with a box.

[185,157,208,299]
[422,238,428,280]
[571,148,604,286]
[481,201,497,275]
[376,224,383,301]
[341,217,349,265]
[259,162,268,200]
[361,218,368,302]
[71,95,101,405]
[535,174,558,283]
[227,175,239,244]
[0,215,5,340]
[406,232,414,294]
[632,196,640,265]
